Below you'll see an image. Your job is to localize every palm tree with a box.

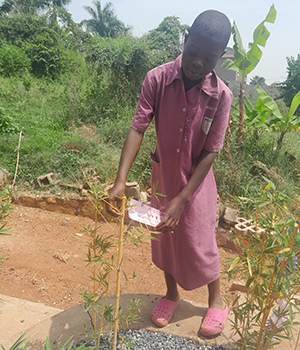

[0,0,40,14]
[250,75,266,86]
[0,0,71,15]
[81,0,130,38]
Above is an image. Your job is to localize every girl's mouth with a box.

[187,68,202,79]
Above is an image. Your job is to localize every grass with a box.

[0,75,155,190]
[0,73,299,218]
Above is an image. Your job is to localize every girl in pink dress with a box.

[106,9,232,336]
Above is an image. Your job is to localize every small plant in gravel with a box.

[224,178,300,350]
[80,184,155,350]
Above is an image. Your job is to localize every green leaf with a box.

[262,176,276,190]
[232,21,246,61]
[252,24,270,48]
[228,256,240,271]
[123,270,128,282]
[289,303,294,323]
[256,86,282,119]
[227,5,276,78]
[221,58,240,73]
[251,5,276,47]
[245,44,263,75]
[264,4,277,24]
[244,95,254,115]
[243,6,276,75]
[0,332,30,350]
[284,90,300,128]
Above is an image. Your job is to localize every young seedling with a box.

[80,184,157,349]
[225,179,300,350]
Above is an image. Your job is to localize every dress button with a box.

[182,107,186,112]
[179,128,183,132]
[176,149,180,153]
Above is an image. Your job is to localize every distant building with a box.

[214,47,238,82]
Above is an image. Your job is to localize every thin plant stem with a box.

[112,196,126,350]
[12,130,22,189]
[255,268,276,350]
[255,215,300,350]
[293,328,300,350]
[97,243,117,346]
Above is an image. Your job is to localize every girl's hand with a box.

[155,196,187,233]
[105,182,125,217]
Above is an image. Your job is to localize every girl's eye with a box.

[189,49,198,57]
[205,57,215,64]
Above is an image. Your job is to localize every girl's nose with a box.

[192,58,203,68]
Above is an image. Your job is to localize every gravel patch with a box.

[72,329,234,350]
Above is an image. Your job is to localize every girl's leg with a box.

[207,277,224,310]
[164,271,180,302]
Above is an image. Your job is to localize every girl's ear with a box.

[220,50,226,58]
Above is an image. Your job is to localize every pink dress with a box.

[131,55,232,290]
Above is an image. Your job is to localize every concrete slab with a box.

[1,293,299,349]
[0,294,62,347]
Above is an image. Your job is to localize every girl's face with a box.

[181,32,225,81]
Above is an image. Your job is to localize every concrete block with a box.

[223,207,238,227]
[139,191,148,204]
[37,173,60,187]
[125,182,140,200]
[234,217,253,236]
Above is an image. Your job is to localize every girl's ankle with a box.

[164,292,180,302]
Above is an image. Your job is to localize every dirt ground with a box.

[0,204,238,310]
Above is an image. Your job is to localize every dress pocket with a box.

[150,150,160,164]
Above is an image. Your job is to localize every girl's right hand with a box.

[105,182,125,217]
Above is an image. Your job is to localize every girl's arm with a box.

[105,127,144,217]
[155,150,217,232]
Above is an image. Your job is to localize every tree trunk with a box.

[238,80,245,147]
[276,130,287,152]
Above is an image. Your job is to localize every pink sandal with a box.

[200,306,229,336]
[150,298,180,327]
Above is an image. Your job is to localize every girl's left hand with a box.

[155,196,186,233]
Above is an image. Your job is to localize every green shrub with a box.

[0,107,19,134]
[24,30,62,79]
[0,42,31,77]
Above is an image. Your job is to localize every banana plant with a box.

[230,95,269,139]
[256,87,300,151]
[222,5,277,146]
[230,86,300,152]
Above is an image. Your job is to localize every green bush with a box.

[0,107,19,134]
[0,42,31,77]
[84,36,150,121]
[24,30,62,79]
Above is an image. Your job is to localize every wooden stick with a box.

[112,196,126,350]
[12,131,22,189]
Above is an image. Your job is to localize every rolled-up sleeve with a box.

[131,72,156,133]
[204,89,232,153]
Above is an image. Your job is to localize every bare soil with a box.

[0,204,237,310]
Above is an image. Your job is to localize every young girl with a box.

[106,9,232,337]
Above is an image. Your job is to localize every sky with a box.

[66,0,300,85]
